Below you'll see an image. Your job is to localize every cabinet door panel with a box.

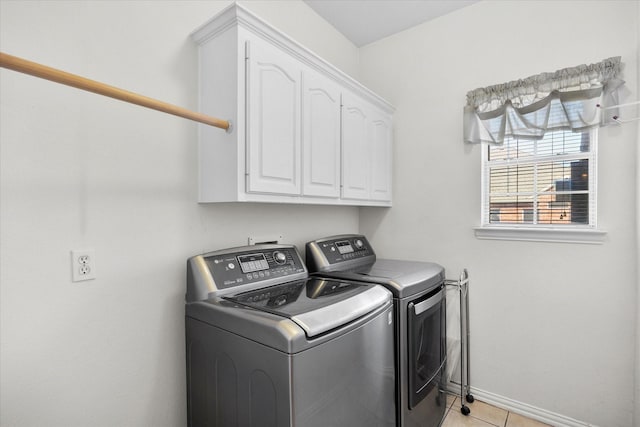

[246,39,301,195]
[303,72,341,198]
[370,110,392,201]
[341,94,370,200]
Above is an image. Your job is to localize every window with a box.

[481,128,597,229]
[465,57,618,243]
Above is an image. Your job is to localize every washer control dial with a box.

[273,251,287,264]
[354,239,365,250]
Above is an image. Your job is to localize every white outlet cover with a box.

[71,249,96,282]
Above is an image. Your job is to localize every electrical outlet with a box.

[71,249,96,282]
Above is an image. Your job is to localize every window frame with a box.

[475,128,607,244]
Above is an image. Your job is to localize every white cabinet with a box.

[342,93,392,202]
[246,37,302,195]
[302,71,341,198]
[369,108,393,202]
[341,93,370,200]
[191,3,393,206]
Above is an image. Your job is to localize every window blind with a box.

[483,128,596,227]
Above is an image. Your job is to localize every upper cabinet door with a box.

[302,71,341,198]
[370,108,392,201]
[246,38,302,195]
[341,93,370,200]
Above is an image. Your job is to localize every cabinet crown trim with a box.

[190,2,395,114]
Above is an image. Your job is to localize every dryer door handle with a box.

[412,288,444,316]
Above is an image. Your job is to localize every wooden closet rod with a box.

[0,52,231,131]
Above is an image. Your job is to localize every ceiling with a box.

[303,0,479,47]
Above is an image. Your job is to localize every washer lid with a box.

[360,259,445,298]
[224,277,390,338]
[312,259,445,298]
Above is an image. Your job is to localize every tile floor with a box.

[442,394,552,427]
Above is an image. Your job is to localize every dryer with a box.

[306,235,447,427]
[185,243,396,427]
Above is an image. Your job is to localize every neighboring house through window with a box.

[481,128,597,228]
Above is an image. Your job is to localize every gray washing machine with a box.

[306,235,447,427]
[185,243,396,427]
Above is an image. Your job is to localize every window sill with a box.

[474,226,607,244]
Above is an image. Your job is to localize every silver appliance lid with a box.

[224,277,390,338]
[305,235,444,298]
[358,259,445,298]
[186,242,392,348]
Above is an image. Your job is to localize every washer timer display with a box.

[237,253,269,273]
[335,240,354,254]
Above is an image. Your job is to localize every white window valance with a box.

[463,57,624,144]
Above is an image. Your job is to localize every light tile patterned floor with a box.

[442,394,552,427]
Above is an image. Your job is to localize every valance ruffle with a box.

[464,57,624,144]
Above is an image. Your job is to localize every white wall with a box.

[359,1,638,426]
[0,1,360,426]
[635,2,640,425]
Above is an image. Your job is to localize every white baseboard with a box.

[445,382,599,427]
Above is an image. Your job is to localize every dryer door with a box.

[407,285,446,408]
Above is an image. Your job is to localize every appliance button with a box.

[354,239,364,249]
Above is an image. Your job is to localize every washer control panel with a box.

[206,247,305,289]
[306,234,376,272]
[186,244,308,302]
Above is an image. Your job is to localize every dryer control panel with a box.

[306,234,376,272]
[186,244,307,302]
